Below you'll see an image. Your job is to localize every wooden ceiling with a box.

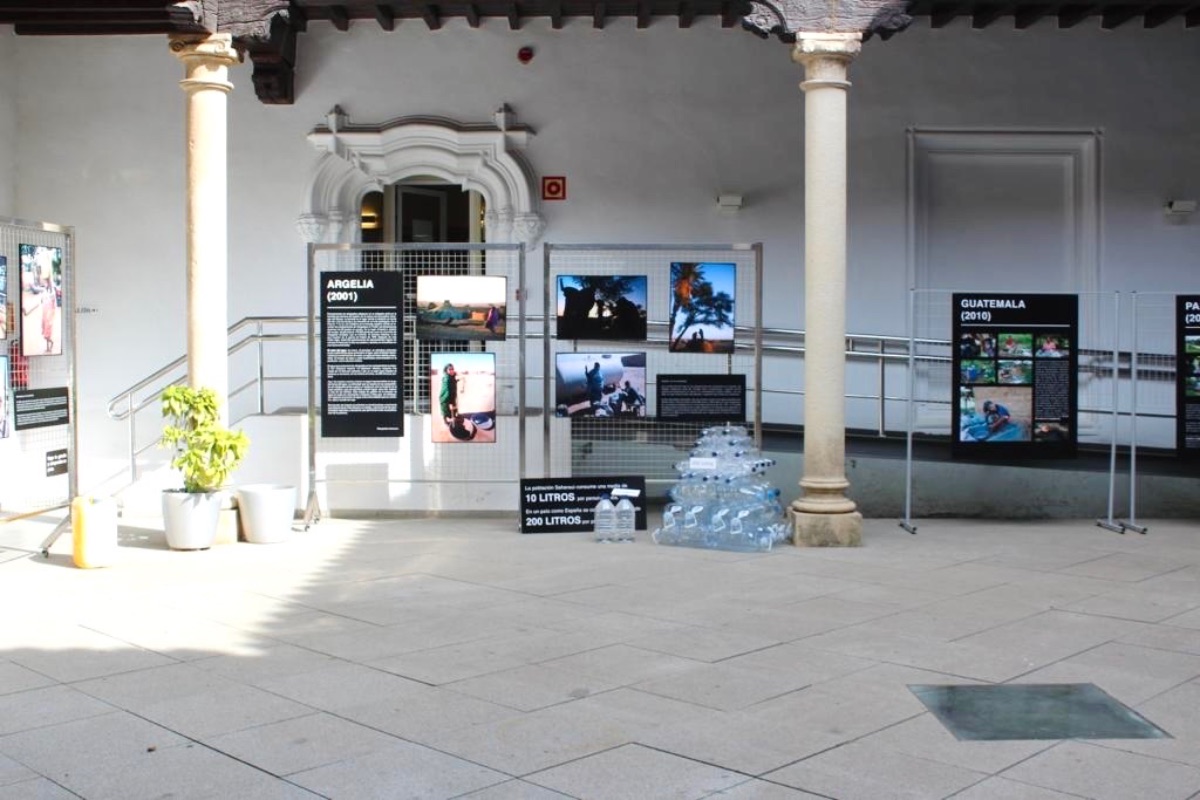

[1,1,1196,105]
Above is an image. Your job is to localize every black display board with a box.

[45,448,68,477]
[13,386,69,431]
[951,293,1078,459]
[320,271,403,438]
[1177,295,1200,457]
[520,476,647,533]
[656,374,746,422]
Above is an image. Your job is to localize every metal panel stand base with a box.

[39,511,72,558]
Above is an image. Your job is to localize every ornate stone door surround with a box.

[298,105,545,245]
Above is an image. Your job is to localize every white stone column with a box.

[792,32,862,546]
[170,33,239,420]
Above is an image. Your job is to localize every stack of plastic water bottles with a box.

[652,424,789,552]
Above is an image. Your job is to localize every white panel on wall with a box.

[909,129,1100,295]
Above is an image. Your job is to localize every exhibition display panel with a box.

[543,244,764,491]
[0,217,75,524]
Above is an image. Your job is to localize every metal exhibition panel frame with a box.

[543,243,763,490]
[1124,291,1199,532]
[306,242,525,521]
[903,289,1120,532]
[0,217,76,529]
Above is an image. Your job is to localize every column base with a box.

[790,509,862,547]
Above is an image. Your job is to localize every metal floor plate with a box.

[909,683,1172,741]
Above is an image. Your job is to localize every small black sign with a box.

[951,293,1078,460]
[13,387,70,431]
[520,476,647,534]
[45,448,68,477]
[656,374,746,422]
[1177,295,1200,458]
[320,270,404,438]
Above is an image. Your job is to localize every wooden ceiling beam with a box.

[1056,4,1094,27]
[465,3,482,27]
[1187,7,1200,25]
[593,1,606,28]
[637,0,651,28]
[929,2,962,27]
[679,0,695,27]
[422,3,443,29]
[328,5,350,30]
[507,2,521,29]
[1143,4,1183,26]
[290,5,308,31]
[550,0,564,28]
[720,1,740,27]
[1013,4,1051,28]
[971,4,1007,27]
[1101,4,1142,28]
[374,4,396,30]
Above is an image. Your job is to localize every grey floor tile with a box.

[704,779,829,798]
[0,754,37,789]
[634,660,809,711]
[1059,552,1190,582]
[1001,740,1200,800]
[255,661,428,710]
[1090,678,1200,767]
[542,644,701,686]
[0,664,55,698]
[0,711,188,782]
[288,740,509,798]
[205,712,406,776]
[1011,641,1200,704]
[0,778,81,799]
[859,713,1055,774]
[191,643,341,685]
[73,662,242,710]
[131,684,317,739]
[948,776,1091,799]
[527,743,745,800]
[445,663,625,712]
[336,683,521,740]
[456,780,574,799]
[0,686,115,737]
[369,635,546,685]
[1064,585,1200,623]
[622,623,782,663]
[1119,624,1200,657]
[763,739,988,800]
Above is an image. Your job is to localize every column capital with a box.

[170,33,240,94]
[793,32,860,90]
[743,0,909,42]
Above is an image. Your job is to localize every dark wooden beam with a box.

[507,2,521,29]
[1101,5,1142,28]
[550,0,564,28]
[244,13,297,105]
[465,3,481,27]
[422,3,442,29]
[1143,4,1183,27]
[930,2,961,28]
[720,1,739,27]
[678,0,695,27]
[375,4,396,30]
[290,5,308,31]
[1013,4,1051,28]
[971,4,1006,27]
[328,5,350,30]
[593,1,606,27]
[1057,4,1094,27]
[637,0,651,28]
[1187,7,1200,26]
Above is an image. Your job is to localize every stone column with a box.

[791,32,863,546]
[170,33,239,420]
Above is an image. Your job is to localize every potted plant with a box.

[160,385,249,550]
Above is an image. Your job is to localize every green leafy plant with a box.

[160,385,249,493]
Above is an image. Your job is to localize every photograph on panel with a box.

[1186,336,1200,397]
[415,274,507,341]
[555,275,648,341]
[998,332,1033,358]
[1035,334,1069,358]
[0,255,7,339]
[960,359,996,385]
[0,354,8,438]
[997,360,1033,385]
[668,262,735,353]
[959,385,1032,443]
[554,352,647,418]
[429,351,496,443]
[958,331,996,359]
[19,244,63,357]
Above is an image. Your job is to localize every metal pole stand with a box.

[39,510,72,558]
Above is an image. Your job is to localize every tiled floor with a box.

[1,514,1200,799]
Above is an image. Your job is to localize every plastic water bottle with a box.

[593,495,615,543]
[614,496,636,542]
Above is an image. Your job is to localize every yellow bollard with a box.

[71,496,118,568]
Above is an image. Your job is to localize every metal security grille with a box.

[0,218,75,522]
[543,244,763,489]
[903,289,1120,528]
[307,242,525,517]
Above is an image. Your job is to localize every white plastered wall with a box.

[5,22,1199,493]
[0,27,16,217]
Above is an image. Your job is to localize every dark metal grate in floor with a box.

[909,683,1172,741]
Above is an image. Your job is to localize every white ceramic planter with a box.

[161,490,224,551]
[236,484,297,544]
